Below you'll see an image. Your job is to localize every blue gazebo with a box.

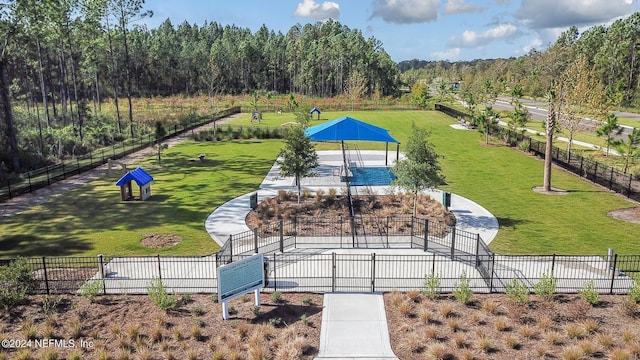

[304,116,400,165]
[115,167,153,201]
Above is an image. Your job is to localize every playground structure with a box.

[115,167,154,201]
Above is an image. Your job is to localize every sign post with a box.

[217,254,265,320]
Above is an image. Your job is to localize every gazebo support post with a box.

[385,142,389,166]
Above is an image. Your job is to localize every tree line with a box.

[0,0,400,179]
[400,12,640,109]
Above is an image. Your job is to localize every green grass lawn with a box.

[0,140,281,257]
[234,110,640,254]
[1,110,638,258]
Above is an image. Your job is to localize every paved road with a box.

[492,96,637,141]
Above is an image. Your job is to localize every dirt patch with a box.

[141,234,182,248]
[608,207,640,224]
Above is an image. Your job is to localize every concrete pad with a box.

[316,292,398,359]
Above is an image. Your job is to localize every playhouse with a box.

[115,167,153,201]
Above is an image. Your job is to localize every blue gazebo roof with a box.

[310,107,321,115]
[115,167,153,187]
[304,116,399,143]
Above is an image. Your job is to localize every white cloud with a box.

[444,0,483,14]
[451,23,518,47]
[516,0,637,29]
[370,0,440,24]
[293,0,341,21]
[516,37,543,55]
[430,47,461,60]
[494,0,510,5]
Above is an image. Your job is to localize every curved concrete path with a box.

[205,150,499,246]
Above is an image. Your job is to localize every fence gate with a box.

[333,254,374,292]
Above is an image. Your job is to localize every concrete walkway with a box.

[316,292,398,360]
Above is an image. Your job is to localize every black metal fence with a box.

[0,107,241,203]
[435,104,640,202]
[214,216,468,267]
[4,215,634,296]
[6,251,639,295]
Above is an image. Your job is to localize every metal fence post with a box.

[475,235,481,267]
[610,254,618,295]
[350,217,356,247]
[609,168,615,190]
[332,252,336,292]
[157,254,162,279]
[410,216,415,238]
[273,253,277,292]
[45,165,51,185]
[551,254,556,274]
[490,255,495,293]
[98,254,106,294]
[254,227,259,254]
[229,235,233,263]
[431,253,436,275]
[423,218,429,252]
[279,220,284,253]
[371,253,376,293]
[42,257,50,295]
[340,216,343,248]
[450,228,456,260]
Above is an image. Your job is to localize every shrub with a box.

[191,306,203,316]
[452,271,473,304]
[579,280,599,306]
[422,272,441,300]
[268,317,282,327]
[41,295,62,315]
[0,258,35,308]
[302,297,313,306]
[628,281,640,303]
[146,277,178,311]
[270,291,282,303]
[534,271,557,300]
[80,280,104,303]
[505,278,530,304]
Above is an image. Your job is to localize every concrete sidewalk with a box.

[316,292,398,360]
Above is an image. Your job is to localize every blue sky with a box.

[141,0,640,62]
